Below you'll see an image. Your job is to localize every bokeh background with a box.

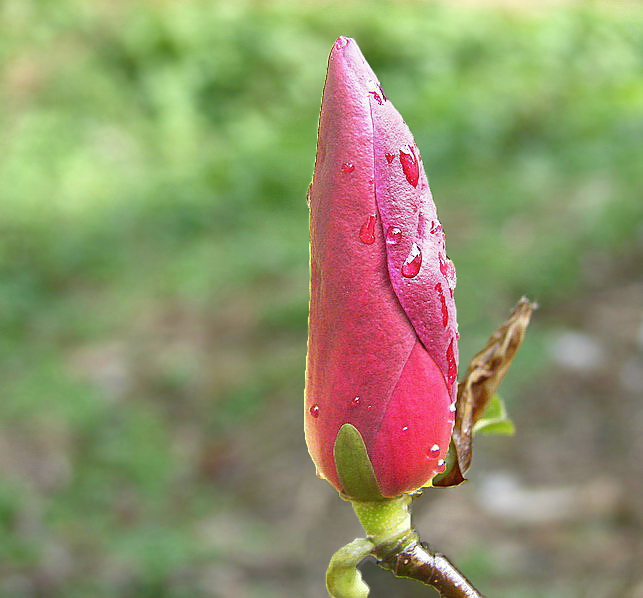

[1,0,642,596]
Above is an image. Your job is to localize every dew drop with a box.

[386,226,402,245]
[401,243,422,278]
[428,444,440,457]
[429,221,443,235]
[369,90,383,105]
[385,152,395,164]
[445,258,457,290]
[366,404,372,410]
[309,404,320,418]
[359,214,377,245]
[341,162,355,173]
[334,37,349,50]
[446,339,457,385]
[399,145,419,187]
[401,425,409,432]
[439,253,449,276]
[351,396,361,407]
[449,402,456,412]
[436,459,446,473]
[434,283,449,327]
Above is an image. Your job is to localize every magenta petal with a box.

[371,88,459,401]
[371,340,452,496]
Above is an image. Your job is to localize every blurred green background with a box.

[1,0,642,596]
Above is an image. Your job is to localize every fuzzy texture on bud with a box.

[305,37,458,498]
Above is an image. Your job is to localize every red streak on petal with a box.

[435,283,449,328]
[446,339,457,385]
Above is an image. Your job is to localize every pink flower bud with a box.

[305,37,458,498]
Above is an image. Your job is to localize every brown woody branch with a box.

[373,533,485,598]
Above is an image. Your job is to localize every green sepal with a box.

[334,423,385,501]
[472,394,515,436]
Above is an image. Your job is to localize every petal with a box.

[371,340,453,496]
[371,89,459,400]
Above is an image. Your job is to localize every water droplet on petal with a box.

[341,162,355,173]
[449,402,457,412]
[399,145,419,187]
[429,221,442,235]
[439,253,449,276]
[351,396,361,406]
[385,152,395,164]
[429,444,440,457]
[401,425,409,432]
[436,459,446,473]
[386,226,402,245]
[435,283,449,327]
[445,259,457,290]
[446,339,457,385]
[369,90,383,105]
[401,243,422,278]
[359,214,377,245]
[334,37,349,50]
[309,404,320,418]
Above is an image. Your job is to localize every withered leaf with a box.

[434,297,536,488]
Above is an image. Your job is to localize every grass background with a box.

[1,0,642,596]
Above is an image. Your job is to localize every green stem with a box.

[327,493,485,598]
[350,494,412,545]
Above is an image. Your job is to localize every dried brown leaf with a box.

[435,297,536,488]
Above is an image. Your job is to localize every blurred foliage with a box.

[0,0,642,596]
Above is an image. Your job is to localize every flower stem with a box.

[350,495,412,545]
[326,494,485,598]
